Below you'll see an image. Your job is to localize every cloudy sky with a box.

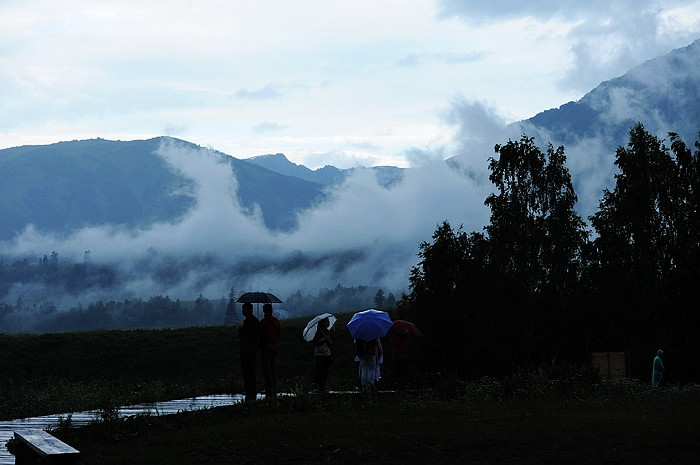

[1,1,700,312]
[2,0,699,169]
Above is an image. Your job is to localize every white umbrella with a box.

[302,313,337,342]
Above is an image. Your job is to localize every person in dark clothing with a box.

[652,349,665,388]
[312,317,333,393]
[390,332,410,389]
[259,303,281,398]
[238,302,259,402]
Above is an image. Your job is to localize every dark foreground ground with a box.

[53,389,699,465]
[3,327,698,464]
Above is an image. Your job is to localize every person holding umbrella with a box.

[389,320,422,390]
[238,302,259,402]
[390,332,410,389]
[355,338,381,390]
[312,316,333,393]
[346,309,393,390]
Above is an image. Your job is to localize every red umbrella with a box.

[390,320,423,336]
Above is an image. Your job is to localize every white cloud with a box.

[436,0,700,94]
[1,1,699,184]
[252,122,288,134]
[0,140,490,305]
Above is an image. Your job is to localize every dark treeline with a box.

[284,285,396,316]
[0,274,387,333]
[2,123,698,384]
[398,123,700,383]
[0,295,226,333]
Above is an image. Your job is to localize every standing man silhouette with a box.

[238,302,259,402]
[312,317,333,393]
[652,349,665,388]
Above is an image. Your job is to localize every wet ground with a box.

[0,393,245,464]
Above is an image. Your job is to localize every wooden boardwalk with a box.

[0,393,246,464]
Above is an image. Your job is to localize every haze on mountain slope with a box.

[1,41,699,314]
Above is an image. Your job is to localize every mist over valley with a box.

[2,40,700,332]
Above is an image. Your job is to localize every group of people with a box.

[310,316,413,393]
[237,301,281,402]
[238,310,413,400]
[239,304,667,398]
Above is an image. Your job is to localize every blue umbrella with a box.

[346,309,393,342]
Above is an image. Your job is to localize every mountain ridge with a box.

[246,153,346,185]
[0,137,329,241]
[246,152,405,187]
[1,40,699,315]
[522,39,700,147]
[2,40,699,244]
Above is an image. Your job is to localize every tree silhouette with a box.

[225,286,237,325]
[373,289,386,309]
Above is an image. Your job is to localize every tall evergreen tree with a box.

[373,289,386,309]
[224,286,237,325]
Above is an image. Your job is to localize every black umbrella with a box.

[235,292,283,304]
[235,292,283,319]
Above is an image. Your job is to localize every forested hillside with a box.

[399,124,700,382]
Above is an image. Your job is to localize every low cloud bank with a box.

[0,140,492,313]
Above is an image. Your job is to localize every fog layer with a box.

[0,140,492,310]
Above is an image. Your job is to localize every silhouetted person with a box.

[355,338,380,389]
[312,317,333,393]
[259,303,281,398]
[390,332,410,389]
[652,349,665,388]
[238,302,259,401]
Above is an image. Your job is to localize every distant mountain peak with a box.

[244,153,406,187]
[245,153,346,185]
[249,152,291,163]
[524,39,700,146]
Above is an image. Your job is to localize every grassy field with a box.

[52,386,700,464]
[0,314,364,420]
[2,319,700,464]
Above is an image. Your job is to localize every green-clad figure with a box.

[652,349,665,388]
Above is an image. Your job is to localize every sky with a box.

[2,0,700,169]
[1,1,700,314]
